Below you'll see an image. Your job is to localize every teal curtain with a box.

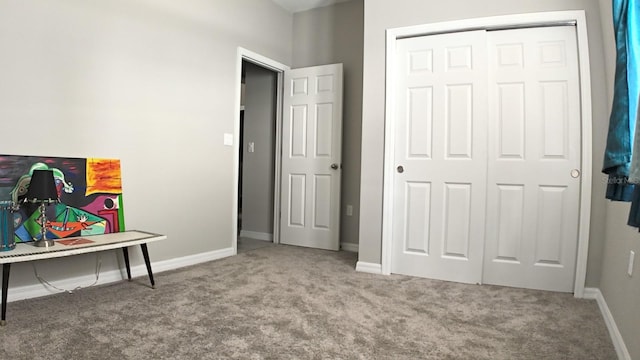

[613,0,640,227]
[603,0,639,202]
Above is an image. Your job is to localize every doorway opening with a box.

[237,60,278,253]
[233,48,344,254]
[233,48,288,255]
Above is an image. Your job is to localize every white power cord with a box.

[32,255,102,294]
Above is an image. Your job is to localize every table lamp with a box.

[24,170,59,247]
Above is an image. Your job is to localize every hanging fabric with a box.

[629,94,640,227]
[624,2,640,182]
[603,0,638,201]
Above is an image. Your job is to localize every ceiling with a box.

[270,0,352,13]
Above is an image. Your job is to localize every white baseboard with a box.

[340,242,359,252]
[239,230,273,241]
[7,247,235,303]
[150,246,235,273]
[355,261,382,274]
[583,287,630,360]
[7,266,126,302]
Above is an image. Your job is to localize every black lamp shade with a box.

[25,170,59,202]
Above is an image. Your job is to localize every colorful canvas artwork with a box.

[0,154,125,243]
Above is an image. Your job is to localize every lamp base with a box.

[33,239,55,248]
[33,202,55,248]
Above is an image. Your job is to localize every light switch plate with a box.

[629,251,635,277]
[223,133,233,146]
[248,142,255,153]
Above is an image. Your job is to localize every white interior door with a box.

[280,64,343,250]
[391,26,582,292]
[483,26,581,292]
[391,31,488,284]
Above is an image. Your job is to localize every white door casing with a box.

[382,11,592,297]
[391,31,488,284]
[234,48,289,255]
[483,26,581,292]
[280,64,343,250]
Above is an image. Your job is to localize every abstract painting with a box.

[0,154,125,242]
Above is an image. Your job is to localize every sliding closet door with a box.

[390,25,582,292]
[391,31,488,284]
[483,26,581,292]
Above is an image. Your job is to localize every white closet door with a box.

[391,31,488,284]
[483,26,581,292]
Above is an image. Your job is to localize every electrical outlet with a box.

[628,251,635,277]
[346,205,353,216]
[248,142,255,153]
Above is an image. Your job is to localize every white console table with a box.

[0,230,166,326]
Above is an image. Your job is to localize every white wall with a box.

[292,0,364,246]
[241,62,277,237]
[0,0,292,288]
[596,1,640,358]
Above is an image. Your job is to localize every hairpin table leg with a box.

[140,244,155,289]
[2,263,10,326]
[122,247,132,281]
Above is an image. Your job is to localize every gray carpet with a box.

[1,245,616,359]
[237,236,274,253]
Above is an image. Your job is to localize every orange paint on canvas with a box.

[85,158,122,195]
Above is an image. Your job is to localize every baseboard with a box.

[340,242,359,252]
[239,230,273,241]
[7,247,235,303]
[355,261,382,274]
[7,265,127,302]
[150,246,235,273]
[583,287,631,360]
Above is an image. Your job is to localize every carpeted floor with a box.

[237,236,274,253]
[0,245,616,359]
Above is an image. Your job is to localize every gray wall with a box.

[0,0,292,287]
[292,0,364,246]
[241,62,277,237]
[597,1,640,358]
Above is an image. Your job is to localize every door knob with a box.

[570,169,581,178]
[330,163,339,170]
[397,165,404,173]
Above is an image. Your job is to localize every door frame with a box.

[381,11,593,297]
[233,47,289,255]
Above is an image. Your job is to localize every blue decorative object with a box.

[0,201,16,252]
[603,0,639,201]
